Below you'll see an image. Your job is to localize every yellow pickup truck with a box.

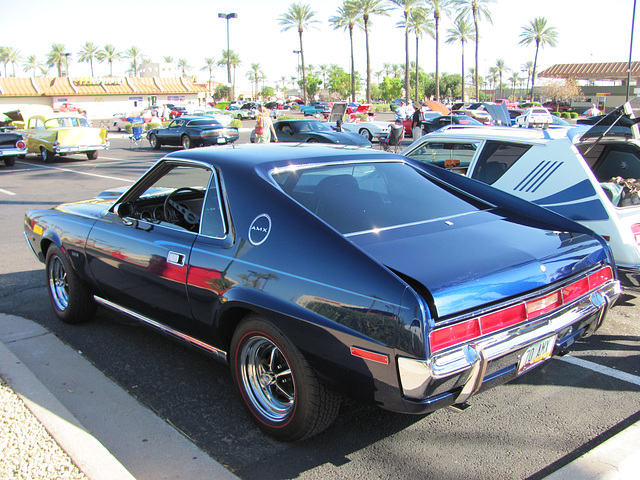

[6,106,109,162]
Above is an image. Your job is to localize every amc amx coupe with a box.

[24,144,620,441]
[147,116,239,149]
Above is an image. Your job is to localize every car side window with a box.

[200,172,227,238]
[405,142,479,171]
[470,141,531,185]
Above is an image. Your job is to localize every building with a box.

[0,76,210,119]
[538,61,640,111]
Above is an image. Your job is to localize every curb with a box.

[0,314,239,480]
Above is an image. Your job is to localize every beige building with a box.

[0,76,211,119]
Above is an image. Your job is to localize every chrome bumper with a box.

[0,147,27,156]
[55,142,109,154]
[398,280,620,407]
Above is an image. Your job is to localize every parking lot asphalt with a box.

[1,312,639,480]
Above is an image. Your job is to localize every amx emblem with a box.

[249,214,272,246]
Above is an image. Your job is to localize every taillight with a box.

[631,224,640,245]
[429,265,614,354]
[16,140,26,149]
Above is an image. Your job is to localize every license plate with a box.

[217,138,226,144]
[518,335,556,374]
[79,145,87,150]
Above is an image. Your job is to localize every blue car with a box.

[251,119,372,147]
[24,144,619,441]
[147,116,239,149]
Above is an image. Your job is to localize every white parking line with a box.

[14,161,135,183]
[560,355,640,387]
[0,188,16,195]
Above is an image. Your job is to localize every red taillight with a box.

[480,303,527,335]
[631,224,640,245]
[588,266,613,289]
[430,318,481,353]
[429,266,614,354]
[16,140,26,149]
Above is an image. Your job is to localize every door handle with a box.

[167,251,186,266]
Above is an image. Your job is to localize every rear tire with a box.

[182,135,192,149]
[86,150,98,160]
[45,244,96,324]
[3,157,16,166]
[231,315,340,441]
[40,147,55,163]
[359,128,372,141]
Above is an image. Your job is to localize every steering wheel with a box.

[164,187,204,228]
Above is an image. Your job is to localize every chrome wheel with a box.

[48,255,69,311]
[359,128,372,141]
[239,335,295,422]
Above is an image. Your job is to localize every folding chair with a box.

[378,125,404,153]
[128,117,144,149]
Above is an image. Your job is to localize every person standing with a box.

[395,100,406,120]
[256,106,278,143]
[411,107,423,140]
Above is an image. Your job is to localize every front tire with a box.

[45,244,96,324]
[149,134,161,150]
[231,315,340,441]
[182,135,192,149]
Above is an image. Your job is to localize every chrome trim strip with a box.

[23,232,39,260]
[94,296,228,364]
[398,280,620,401]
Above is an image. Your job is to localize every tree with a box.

[304,72,322,99]
[46,44,68,77]
[379,76,403,102]
[96,44,121,77]
[329,1,362,102]
[495,59,508,98]
[123,46,145,77]
[218,50,241,100]
[177,58,191,77]
[407,9,434,101]
[508,72,520,99]
[453,0,495,100]
[538,78,581,106]
[519,17,558,101]
[0,47,8,77]
[426,0,453,102]
[521,60,534,100]
[279,3,320,105]
[390,0,427,103]
[247,63,263,99]
[23,55,41,77]
[201,58,217,92]
[487,65,498,100]
[77,42,98,77]
[3,47,22,77]
[352,0,389,103]
[446,16,474,101]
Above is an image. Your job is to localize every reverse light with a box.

[429,265,614,354]
[631,224,640,245]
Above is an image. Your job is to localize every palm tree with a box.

[4,47,22,77]
[46,44,68,77]
[390,0,427,103]
[329,1,362,102]
[96,45,121,77]
[163,56,174,64]
[279,3,320,105]
[0,47,8,77]
[123,46,145,77]
[446,16,474,102]
[453,0,495,100]
[521,60,534,99]
[407,9,434,101]
[23,55,41,77]
[201,58,217,92]
[247,63,263,99]
[77,42,98,77]
[495,59,508,98]
[426,0,453,102]
[508,72,520,99]
[177,58,191,77]
[519,17,558,101]
[487,66,498,100]
[218,50,241,100]
[352,0,389,103]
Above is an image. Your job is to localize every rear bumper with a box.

[397,280,620,414]
[55,142,109,154]
[0,147,27,156]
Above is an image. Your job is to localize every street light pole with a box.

[218,12,237,101]
[627,0,637,101]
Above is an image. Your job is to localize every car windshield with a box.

[272,162,488,235]
[44,117,90,128]
[295,120,333,132]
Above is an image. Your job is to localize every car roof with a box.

[423,125,578,144]
[162,143,397,171]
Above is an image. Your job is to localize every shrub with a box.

[561,112,571,119]
[570,112,579,119]
[230,119,243,129]
[145,122,161,131]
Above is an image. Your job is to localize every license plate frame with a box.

[518,335,557,374]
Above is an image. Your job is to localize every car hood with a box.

[349,209,604,318]
[55,197,116,218]
[317,131,372,147]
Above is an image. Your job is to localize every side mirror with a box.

[116,201,134,218]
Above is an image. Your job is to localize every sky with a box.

[1,0,638,93]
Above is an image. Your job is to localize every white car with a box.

[327,119,392,141]
[515,107,553,128]
[402,97,640,287]
[191,108,234,126]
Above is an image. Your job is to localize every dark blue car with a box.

[24,144,620,441]
[147,115,239,149]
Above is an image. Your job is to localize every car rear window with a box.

[272,162,489,234]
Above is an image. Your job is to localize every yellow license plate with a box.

[518,336,556,374]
